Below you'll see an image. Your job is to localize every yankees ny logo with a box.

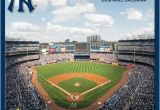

[8,0,35,12]
[69,102,77,109]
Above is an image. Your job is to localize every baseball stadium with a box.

[5,36,155,110]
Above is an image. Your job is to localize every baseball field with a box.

[34,61,128,109]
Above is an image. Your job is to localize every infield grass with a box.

[58,77,97,93]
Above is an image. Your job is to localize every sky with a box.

[5,0,154,42]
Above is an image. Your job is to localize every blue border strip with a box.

[0,0,1,109]
[155,0,159,109]
[1,0,5,110]
[1,1,159,110]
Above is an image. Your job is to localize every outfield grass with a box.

[36,61,127,109]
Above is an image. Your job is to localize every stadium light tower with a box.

[131,33,136,66]
[26,43,29,66]
[133,44,136,66]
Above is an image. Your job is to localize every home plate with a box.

[97,102,102,105]
[71,95,80,100]
[47,100,52,104]
[67,94,83,102]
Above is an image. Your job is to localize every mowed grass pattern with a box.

[58,77,97,93]
[36,61,127,109]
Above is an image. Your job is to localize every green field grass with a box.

[36,61,127,109]
[58,77,97,93]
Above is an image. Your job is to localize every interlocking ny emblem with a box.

[69,102,77,109]
[8,0,35,12]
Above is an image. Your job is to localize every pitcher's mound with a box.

[74,82,80,87]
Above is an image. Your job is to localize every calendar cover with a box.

[4,0,157,110]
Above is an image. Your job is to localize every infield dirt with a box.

[48,73,108,85]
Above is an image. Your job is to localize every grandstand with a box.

[6,41,40,56]
[97,38,155,110]
[5,41,49,110]
[5,38,155,110]
[118,39,154,66]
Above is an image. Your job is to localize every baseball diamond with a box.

[33,61,128,109]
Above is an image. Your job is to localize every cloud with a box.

[51,2,96,22]
[50,0,68,7]
[146,22,154,27]
[45,22,99,42]
[135,22,154,35]
[6,31,52,42]
[144,9,154,20]
[12,22,40,32]
[33,0,49,11]
[119,24,154,40]
[120,8,143,21]
[68,0,90,5]
[137,26,154,35]
[41,18,46,21]
[46,22,96,34]
[84,13,114,28]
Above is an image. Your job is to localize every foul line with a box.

[80,80,111,95]
[47,80,111,97]
[48,80,72,96]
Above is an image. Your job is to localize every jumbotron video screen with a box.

[75,43,90,53]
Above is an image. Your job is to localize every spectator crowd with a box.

[118,54,154,66]
[90,53,117,63]
[6,61,48,110]
[97,39,155,110]
[97,65,154,110]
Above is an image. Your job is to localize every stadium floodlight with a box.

[133,46,136,66]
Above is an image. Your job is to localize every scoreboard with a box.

[75,43,90,53]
